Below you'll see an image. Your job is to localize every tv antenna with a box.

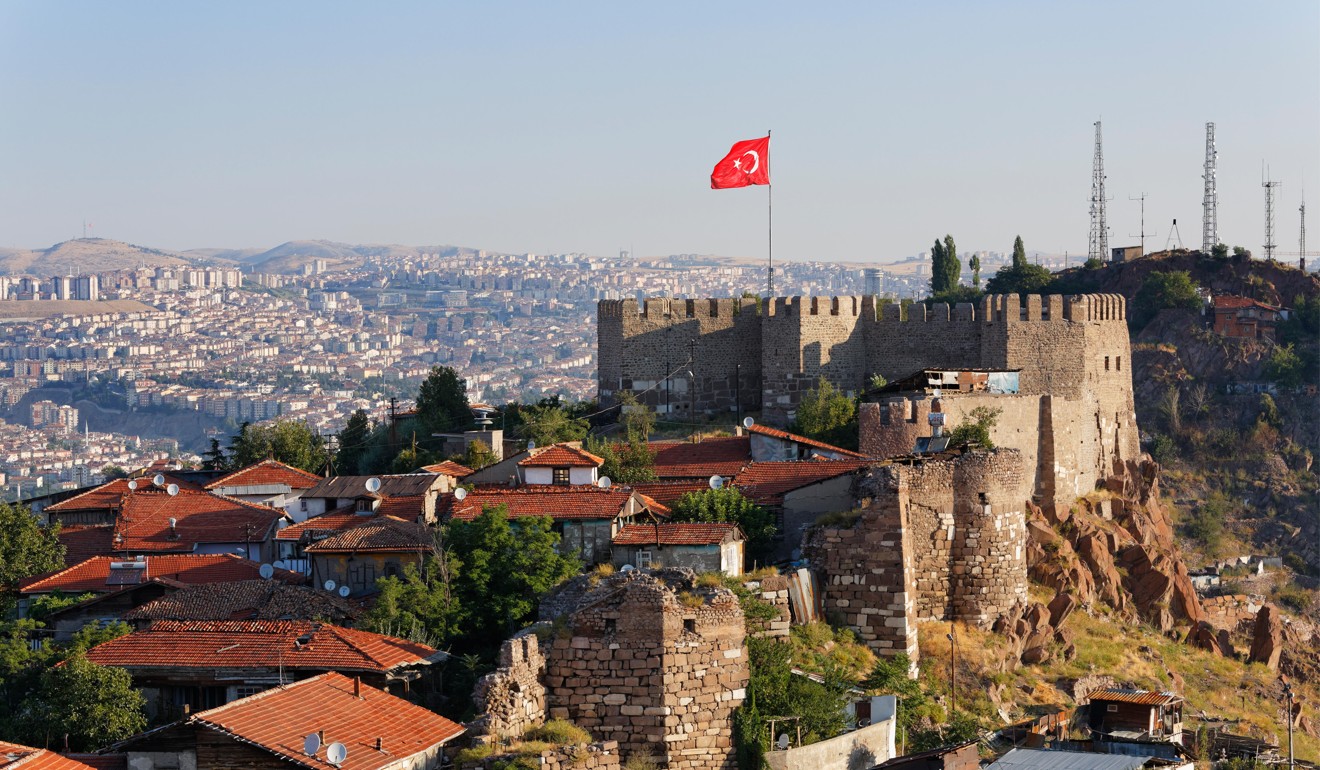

[1129,193,1153,254]
[1088,120,1111,263]
[1202,122,1218,252]
[1263,164,1282,261]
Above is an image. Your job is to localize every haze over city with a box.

[2,1,1317,261]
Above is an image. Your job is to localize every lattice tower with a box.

[1089,121,1109,262]
[1263,171,1282,261]
[1202,123,1218,253]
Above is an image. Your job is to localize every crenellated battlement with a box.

[598,297,756,321]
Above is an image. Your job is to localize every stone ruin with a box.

[472,568,749,770]
[802,449,1028,662]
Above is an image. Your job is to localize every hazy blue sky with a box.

[1,2,1316,262]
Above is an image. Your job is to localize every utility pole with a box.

[1282,676,1295,770]
[1264,166,1282,261]
[1130,193,1153,255]
[1299,194,1307,271]
[1202,122,1218,253]
[946,626,957,719]
[1089,121,1110,263]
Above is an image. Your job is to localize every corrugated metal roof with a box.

[1090,688,1182,706]
[987,749,1152,770]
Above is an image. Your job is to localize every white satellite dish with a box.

[127,479,138,491]
[743,416,755,429]
[166,483,179,496]
[776,734,790,750]
[326,742,347,766]
[337,585,351,598]
[620,564,636,573]
[453,487,468,501]
[259,563,275,580]
[598,476,612,489]
[303,733,321,757]
[152,473,165,487]
[324,579,337,591]
[708,475,724,490]
[365,477,382,494]
[526,439,536,450]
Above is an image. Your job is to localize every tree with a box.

[1083,257,1104,269]
[1011,235,1027,268]
[1132,270,1201,328]
[947,406,1001,450]
[335,409,372,476]
[617,392,655,440]
[446,506,579,648]
[416,366,470,436]
[740,637,849,746]
[968,253,981,288]
[929,235,961,295]
[519,405,589,448]
[670,488,776,566]
[790,376,856,449]
[1264,344,1305,389]
[200,439,226,471]
[227,420,328,473]
[456,439,500,471]
[1211,243,1230,259]
[362,558,461,647]
[12,653,146,751]
[863,653,938,731]
[99,464,127,480]
[585,435,656,484]
[985,236,1052,295]
[0,503,64,613]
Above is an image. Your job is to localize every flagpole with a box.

[767,129,774,298]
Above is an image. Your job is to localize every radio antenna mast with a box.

[1202,123,1218,253]
[1089,121,1110,263]
[1129,193,1153,254]
[1263,164,1282,261]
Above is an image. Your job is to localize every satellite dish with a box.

[324,579,337,591]
[338,585,351,598]
[273,560,288,570]
[303,733,321,757]
[743,416,755,429]
[365,477,382,494]
[259,563,275,580]
[777,734,790,750]
[166,483,179,496]
[453,487,468,501]
[709,474,724,490]
[526,440,536,450]
[127,479,138,491]
[620,564,636,573]
[326,742,347,766]
[167,517,177,528]
[598,476,612,489]
[152,473,165,487]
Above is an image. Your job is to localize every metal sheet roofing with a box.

[987,749,1153,770]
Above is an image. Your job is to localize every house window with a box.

[636,550,652,568]
[300,500,307,512]
[1104,356,1110,371]
[234,685,265,701]
[683,619,696,634]
[384,563,399,578]
[356,499,372,512]
[604,618,617,634]
[1116,356,1122,371]
[552,467,570,485]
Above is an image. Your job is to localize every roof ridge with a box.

[205,459,323,490]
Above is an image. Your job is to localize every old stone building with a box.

[802,451,1028,662]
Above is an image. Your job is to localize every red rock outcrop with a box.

[1248,603,1284,671]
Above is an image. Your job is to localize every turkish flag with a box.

[711,136,770,189]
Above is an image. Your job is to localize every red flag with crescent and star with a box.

[711,136,770,189]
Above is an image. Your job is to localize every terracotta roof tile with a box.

[187,672,463,770]
[204,460,323,491]
[613,523,742,546]
[0,742,100,770]
[626,481,716,506]
[745,423,867,458]
[1212,295,1279,311]
[447,486,638,522]
[56,526,115,564]
[20,554,300,595]
[418,460,473,477]
[517,444,604,468]
[85,620,440,673]
[301,516,433,554]
[45,476,201,514]
[123,581,360,624]
[106,489,283,554]
[730,460,867,505]
[649,436,750,478]
[276,506,365,541]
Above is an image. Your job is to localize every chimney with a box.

[318,730,325,745]
[353,677,361,698]
[375,737,383,751]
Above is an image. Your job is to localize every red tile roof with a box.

[730,460,867,505]
[187,672,464,770]
[45,476,201,514]
[57,526,115,564]
[123,581,360,624]
[85,620,441,674]
[0,742,101,770]
[518,444,604,468]
[301,516,433,554]
[746,423,867,458]
[447,486,642,522]
[613,523,742,547]
[20,554,300,594]
[626,481,716,506]
[276,507,366,541]
[419,460,473,477]
[649,436,750,478]
[109,489,283,554]
[204,460,323,491]
[1212,295,1280,311]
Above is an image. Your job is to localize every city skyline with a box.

[1,1,1317,262]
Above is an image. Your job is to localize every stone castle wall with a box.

[471,630,548,739]
[544,571,748,770]
[803,451,1027,661]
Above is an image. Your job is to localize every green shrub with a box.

[454,745,495,765]
[524,719,592,746]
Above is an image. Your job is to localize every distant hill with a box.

[246,240,478,274]
[0,238,192,276]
